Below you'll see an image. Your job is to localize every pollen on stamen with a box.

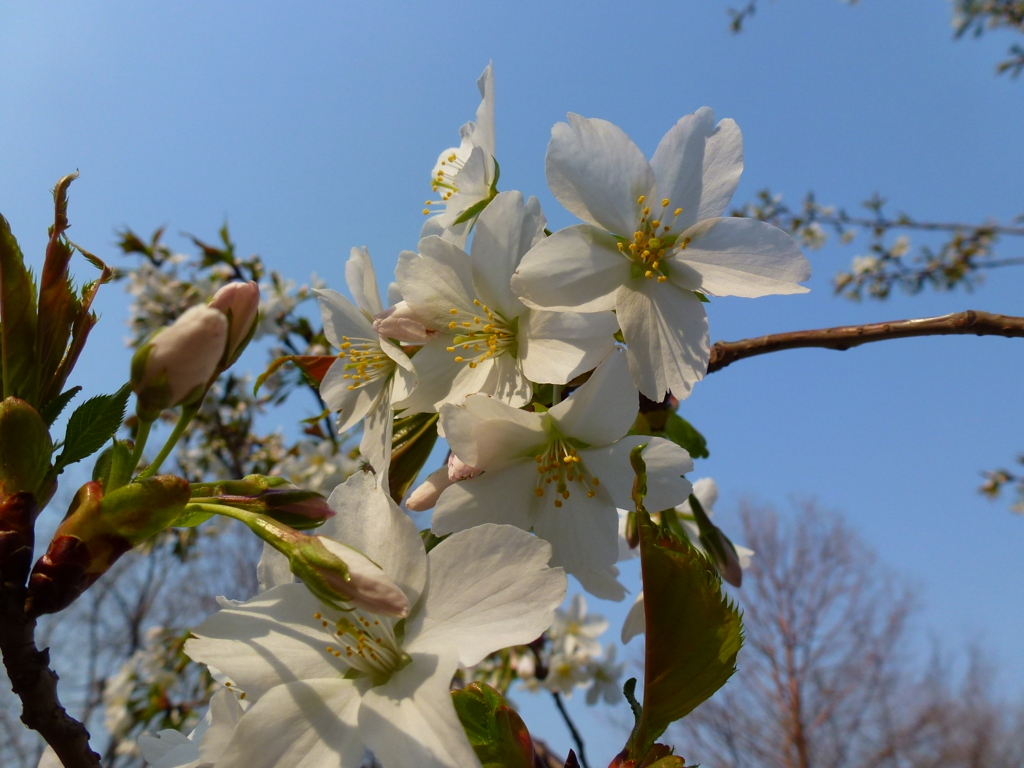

[662,198,670,207]
[534,487,544,497]
[450,308,458,315]
[637,195,646,204]
[674,208,683,216]
[554,499,563,507]
[454,356,464,362]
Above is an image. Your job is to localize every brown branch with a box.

[708,310,1024,374]
[0,494,101,768]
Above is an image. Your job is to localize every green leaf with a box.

[1,214,39,404]
[40,386,81,427]
[53,383,132,474]
[662,412,709,459]
[631,513,743,755]
[388,412,439,504]
[452,683,535,768]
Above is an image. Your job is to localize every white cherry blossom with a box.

[398,191,617,413]
[511,110,811,401]
[184,472,566,768]
[422,63,497,240]
[585,644,625,706]
[432,349,693,593]
[138,688,246,768]
[316,247,417,479]
[550,594,608,657]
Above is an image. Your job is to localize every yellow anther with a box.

[674,208,683,216]
[314,613,322,620]
[462,321,471,327]
[617,242,625,251]
[535,455,543,462]
[554,499,563,508]
[637,195,646,204]
[239,692,246,700]
[446,346,456,352]
[643,207,651,216]
[473,317,481,324]
[454,356,464,362]
[468,361,478,368]
[448,322,457,330]
[592,477,600,486]
[652,261,660,270]
[662,198,670,207]
[473,299,482,306]
[449,308,458,315]
[651,220,661,228]
[629,243,638,252]
[657,275,668,282]
[534,488,544,497]
[587,490,597,498]
[563,455,574,463]
[423,209,430,215]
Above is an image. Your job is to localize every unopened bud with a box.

[372,301,435,343]
[208,281,260,366]
[228,512,409,616]
[26,476,190,615]
[447,453,479,481]
[688,493,742,588]
[405,465,453,511]
[624,511,639,550]
[131,305,228,420]
[190,475,334,530]
[0,397,53,502]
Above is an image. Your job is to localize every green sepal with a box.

[0,214,40,404]
[693,291,710,303]
[452,682,535,768]
[452,196,493,226]
[630,262,647,280]
[103,439,136,493]
[420,529,449,553]
[489,157,500,193]
[99,475,192,543]
[52,383,131,476]
[0,397,53,499]
[388,412,439,504]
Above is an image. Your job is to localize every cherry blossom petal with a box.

[649,107,717,233]
[487,353,532,408]
[316,289,375,347]
[323,471,427,607]
[615,279,709,401]
[532,485,620,577]
[546,113,656,235]
[319,360,385,435]
[396,239,477,330]
[359,652,480,768]
[345,246,384,318]
[575,565,627,602]
[695,118,744,222]
[584,436,693,514]
[518,309,617,385]
[196,689,246,765]
[358,383,393,479]
[185,584,337,698]
[669,217,811,298]
[468,191,543,320]
[621,592,645,644]
[439,396,546,471]
[512,224,630,313]
[216,679,363,768]
[390,336,465,414]
[431,459,539,535]
[549,347,637,447]
[473,63,495,161]
[406,524,565,665]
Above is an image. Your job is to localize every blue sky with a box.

[3,0,1023,761]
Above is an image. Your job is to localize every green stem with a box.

[551,384,563,407]
[127,418,153,475]
[136,405,198,479]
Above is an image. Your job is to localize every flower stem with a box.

[127,418,153,476]
[551,691,590,768]
[136,404,198,479]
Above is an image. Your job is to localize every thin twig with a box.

[551,691,590,768]
[707,310,1024,374]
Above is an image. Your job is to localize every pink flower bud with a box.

[447,453,479,481]
[405,466,454,511]
[208,281,260,364]
[318,538,410,617]
[372,301,435,343]
[131,306,228,417]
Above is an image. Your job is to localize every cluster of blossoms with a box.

[135,62,808,768]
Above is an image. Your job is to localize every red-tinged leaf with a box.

[37,174,82,395]
[452,683,536,768]
[254,355,336,394]
[632,515,742,754]
[0,213,39,404]
[43,254,114,405]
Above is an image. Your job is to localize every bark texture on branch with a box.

[0,492,101,768]
[707,310,1024,374]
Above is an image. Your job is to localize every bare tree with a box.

[674,502,1024,768]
